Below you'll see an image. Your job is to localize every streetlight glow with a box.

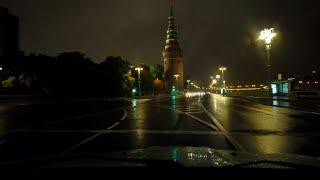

[212,79,217,84]
[259,28,276,46]
[216,75,221,79]
[135,67,143,72]
[219,67,227,71]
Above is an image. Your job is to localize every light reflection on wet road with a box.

[202,94,320,156]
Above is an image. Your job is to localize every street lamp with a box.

[212,79,217,84]
[135,67,143,96]
[174,74,180,89]
[219,67,227,94]
[186,80,191,91]
[259,28,276,95]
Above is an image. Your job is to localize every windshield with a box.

[0,0,319,172]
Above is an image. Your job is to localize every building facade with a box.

[162,3,184,91]
[0,7,19,57]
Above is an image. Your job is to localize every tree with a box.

[150,64,164,80]
[100,56,134,97]
[2,76,18,89]
[50,52,97,97]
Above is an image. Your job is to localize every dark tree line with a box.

[0,52,164,97]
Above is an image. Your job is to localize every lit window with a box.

[272,84,277,94]
[283,83,289,94]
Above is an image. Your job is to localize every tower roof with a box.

[166,0,179,45]
[170,0,174,17]
[163,0,183,56]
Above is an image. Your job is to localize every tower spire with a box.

[170,0,174,17]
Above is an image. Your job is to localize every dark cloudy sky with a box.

[1,0,320,84]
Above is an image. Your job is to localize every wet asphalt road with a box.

[0,94,319,161]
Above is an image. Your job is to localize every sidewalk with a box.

[237,96,320,114]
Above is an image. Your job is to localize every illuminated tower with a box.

[163,1,184,91]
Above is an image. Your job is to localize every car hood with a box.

[5,146,320,169]
[84,146,320,168]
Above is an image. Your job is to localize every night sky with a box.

[1,0,320,84]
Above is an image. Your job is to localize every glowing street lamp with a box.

[259,28,276,95]
[135,67,143,96]
[219,67,227,94]
[216,75,221,79]
[259,28,276,48]
[212,79,219,94]
[212,79,217,84]
[186,79,191,90]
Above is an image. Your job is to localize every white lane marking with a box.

[62,121,121,154]
[184,113,219,131]
[61,108,127,154]
[107,122,120,130]
[153,105,219,131]
[200,102,246,152]
[120,109,128,121]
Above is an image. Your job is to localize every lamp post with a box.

[259,28,276,96]
[135,67,143,96]
[186,80,191,91]
[174,74,180,90]
[219,67,227,95]
[212,79,217,94]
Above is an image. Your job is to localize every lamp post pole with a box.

[219,67,227,95]
[174,74,180,90]
[135,67,143,96]
[259,28,276,96]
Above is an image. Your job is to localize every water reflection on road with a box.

[203,94,320,156]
